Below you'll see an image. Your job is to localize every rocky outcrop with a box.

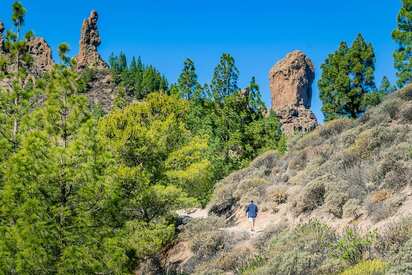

[269,51,318,135]
[275,104,318,134]
[27,37,54,75]
[0,21,4,52]
[75,10,108,70]
[84,70,118,113]
[269,51,315,109]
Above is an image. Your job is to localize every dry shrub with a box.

[370,190,391,204]
[288,149,308,170]
[325,192,348,218]
[388,238,412,274]
[348,128,393,160]
[381,161,409,189]
[250,221,337,275]
[381,98,401,120]
[291,128,321,151]
[214,246,256,273]
[397,83,412,101]
[375,217,412,257]
[294,177,327,214]
[249,150,278,170]
[181,216,227,239]
[365,192,404,223]
[191,230,231,262]
[319,118,354,139]
[273,189,288,205]
[233,177,269,199]
[400,102,412,122]
[342,199,362,219]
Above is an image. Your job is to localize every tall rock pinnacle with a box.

[75,10,108,70]
[0,21,5,52]
[269,51,318,135]
[269,51,315,109]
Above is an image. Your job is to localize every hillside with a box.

[155,85,412,275]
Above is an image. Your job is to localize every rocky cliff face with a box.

[269,51,318,135]
[75,10,108,70]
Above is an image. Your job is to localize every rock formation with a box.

[27,37,54,75]
[75,10,108,70]
[269,51,318,135]
[0,21,4,52]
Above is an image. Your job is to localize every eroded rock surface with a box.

[75,10,108,70]
[0,21,5,53]
[269,50,314,109]
[27,37,54,75]
[269,51,318,135]
[276,104,318,134]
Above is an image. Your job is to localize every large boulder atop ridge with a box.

[269,50,315,109]
[269,51,318,135]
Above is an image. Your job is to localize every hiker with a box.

[246,200,258,231]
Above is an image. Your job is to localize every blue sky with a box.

[0,0,401,122]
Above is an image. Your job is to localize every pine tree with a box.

[379,76,396,94]
[0,1,34,153]
[246,76,265,113]
[393,0,412,88]
[319,34,376,120]
[177,58,201,100]
[211,53,239,101]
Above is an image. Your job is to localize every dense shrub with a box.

[343,199,362,219]
[388,238,412,274]
[375,217,412,257]
[397,84,412,101]
[319,118,354,139]
[332,228,375,265]
[340,260,387,275]
[191,230,230,261]
[247,221,337,275]
[381,98,401,120]
[400,103,412,122]
[294,177,326,214]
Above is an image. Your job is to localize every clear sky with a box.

[0,0,401,122]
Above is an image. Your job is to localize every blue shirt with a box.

[246,203,258,218]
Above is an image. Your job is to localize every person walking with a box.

[246,200,258,232]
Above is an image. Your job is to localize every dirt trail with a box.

[184,208,279,240]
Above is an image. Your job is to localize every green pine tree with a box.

[211,53,239,101]
[392,0,412,88]
[379,76,396,94]
[319,34,376,120]
[177,58,202,100]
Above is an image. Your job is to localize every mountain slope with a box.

[156,85,412,275]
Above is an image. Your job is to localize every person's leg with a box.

[252,218,255,231]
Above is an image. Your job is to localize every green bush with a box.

[249,221,336,275]
[341,260,387,275]
[332,228,375,265]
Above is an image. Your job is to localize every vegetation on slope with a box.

[173,85,412,275]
